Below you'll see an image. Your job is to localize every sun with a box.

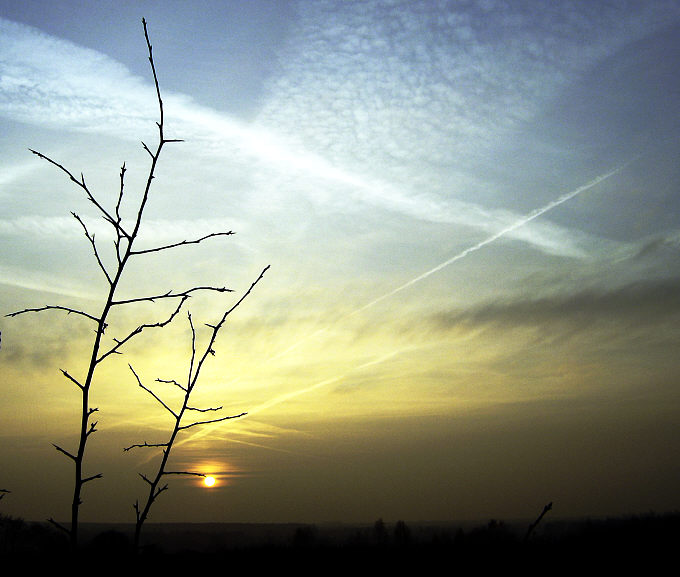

[203,475,216,487]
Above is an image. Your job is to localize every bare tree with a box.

[125,268,266,551]
[6,19,268,550]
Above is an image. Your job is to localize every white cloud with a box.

[1,5,672,265]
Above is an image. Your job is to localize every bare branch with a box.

[141,141,154,157]
[154,484,169,499]
[97,296,188,362]
[130,231,235,256]
[6,305,102,326]
[53,444,77,461]
[129,364,178,418]
[178,411,247,431]
[60,369,84,390]
[186,405,223,412]
[156,378,187,392]
[212,266,270,332]
[162,471,206,478]
[71,212,113,285]
[115,163,126,230]
[82,473,103,484]
[142,18,183,148]
[111,285,233,306]
[188,265,270,390]
[28,148,122,233]
[187,311,197,386]
[124,441,169,452]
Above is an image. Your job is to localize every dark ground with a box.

[2,512,678,571]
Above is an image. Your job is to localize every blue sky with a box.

[1,0,679,525]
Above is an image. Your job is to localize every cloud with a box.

[0,14,630,260]
[0,215,78,238]
[430,277,680,331]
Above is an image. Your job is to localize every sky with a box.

[1,0,679,526]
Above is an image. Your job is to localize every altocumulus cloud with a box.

[0,11,648,261]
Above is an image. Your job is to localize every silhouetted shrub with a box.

[0,514,67,555]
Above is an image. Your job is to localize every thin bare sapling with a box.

[6,19,253,549]
[125,266,268,550]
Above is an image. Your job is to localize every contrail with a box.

[170,162,631,455]
[247,350,402,416]
[350,161,629,315]
[271,161,631,360]
[170,350,403,453]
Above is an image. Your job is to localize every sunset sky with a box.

[1,0,679,526]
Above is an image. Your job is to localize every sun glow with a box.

[203,476,216,488]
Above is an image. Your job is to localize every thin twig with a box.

[124,441,169,452]
[6,305,102,325]
[156,378,187,392]
[82,473,103,484]
[28,148,126,236]
[130,231,235,255]
[60,369,84,390]
[110,285,233,307]
[71,212,113,285]
[178,412,247,431]
[163,471,206,477]
[129,363,179,418]
[186,405,223,412]
[53,444,77,461]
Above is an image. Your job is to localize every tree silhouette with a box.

[126,278,267,551]
[6,18,268,550]
[393,520,411,547]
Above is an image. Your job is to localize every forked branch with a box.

[129,265,268,551]
[28,148,125,235]
[97,295,189,363]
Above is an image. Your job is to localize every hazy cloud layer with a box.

[430,277,680,331]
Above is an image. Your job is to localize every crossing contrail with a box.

[170,161,633,455]
[271,160,631,361]
[350,161,630,316]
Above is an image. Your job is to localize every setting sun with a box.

[203,476,216,488]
